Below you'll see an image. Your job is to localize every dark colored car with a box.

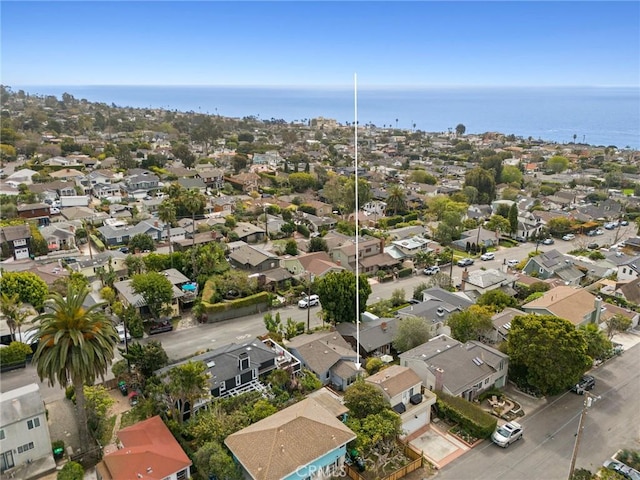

[149,319,173,335]
[542,238,555,245]
[571,375,595,394]
[515,235,527,243]
[587,242,599,250]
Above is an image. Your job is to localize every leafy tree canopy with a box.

[128,233,156,253]
[393,316,431,353]
[313,270,371,324]
[477,290,517,313]
[131,272,174,319]
[344,379,388,419]
[0,270,48,310]
[447,305,494,343]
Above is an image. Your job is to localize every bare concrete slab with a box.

[409,424,469,469]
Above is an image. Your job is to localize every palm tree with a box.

[30,284,118,452]
[386,185,407,216]
[158,199,177,257]
[0,292,20,338]
[182,189,207,276]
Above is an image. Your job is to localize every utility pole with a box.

[449,248,454,289]
[568,392,599,479]
[306,271,312,333]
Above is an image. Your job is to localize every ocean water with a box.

[15,85,640,149]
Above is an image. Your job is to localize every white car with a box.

[491,421,523,448]
[423,266,440,275]
[116,324,131,343]
[480,252,495,261]
[298,294,320,308]
[562,234,576,241]
[506,259,519,268]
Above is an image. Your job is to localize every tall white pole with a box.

[354,73,361,371]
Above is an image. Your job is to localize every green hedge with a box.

[436,390,497,439]
[202,292,271,314]
[398,267,413,278]
[0,342,32,364]
[91,234,105,252]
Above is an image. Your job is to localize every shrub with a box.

[397,267,413,278]
[616,449,640,470]
[65,385,76,403]
[365,357,384,375]
[0,341,32,365]
[202,292,270,314]
[57,461,84,480]
[435,390,497,439]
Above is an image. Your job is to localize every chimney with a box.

[593,296,603,324]
[434,367,444,391]
[154,221,159,228]
[381,322,388,332]
[461,268,469,291]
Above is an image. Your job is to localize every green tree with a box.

[480,156,504,184]
[128,233,156,252]
[31,285,118,452]
[506,314,591,395]
[251,398,277,422]
[313,271,371,324]
[288,172,316,192]
[165,361,211,422]
[131,272,174,320]
[508,203,519,235]
[344,379,388,418]
[0,271,48,310]
[57,461,84,480]
[121,340,169,379]
[408,170,437,185]
[547,155,570,173]
[392,316,430,353]
[124,254,145,276]
[346,409,402,467]
[115,143,135,170]
[84,384,115,440]
[390,288,405,307]
[501,165,523,184]
[447,305,494,343]
[343,176,372,214]
[284,239,298,255]
[308,237,328,252]
[465,167,496,204]
[434,209,463,245]
[0,292,34,339]
[578,323,612,361]
[158,199,177,257]
[172,142,196,168]
[485,215,511,233]
[477,290,517,312]
[182,188,207,275]
[547,217,573,236]
[385,185,407,216]
[604,313,632,340]
[455,123,466,136]
[193,442,243,480]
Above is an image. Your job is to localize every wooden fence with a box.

[345,442,423,480]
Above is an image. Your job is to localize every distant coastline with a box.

[11,85,640,149]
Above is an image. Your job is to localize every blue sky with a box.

[1,1,639,88]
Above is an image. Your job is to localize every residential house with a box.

[225,396,356,480]
[625,236,640,253]
[157,340,298,405]
[226,172,260,193]
[522,249,585,285]
[459,268,516,301]
[329,235,399,274]
[400,334,509,401]
[0,225,32,260]
[97,220,164,247]
[172,230,223,251]
[604,251,640,282]
[123,169,160,199]
[282,251,344,279]
[233,222,266,243]
[397,287,473,338]
[521,285,605,328]
[336,316,398,357]
[387,225,429,241]
[228,244,280,272]
[286,331,359,391]
[362,200,386,216]
[39,222,77,252]
[176,177,207,193]
[385,235,432,261]
[365,365,437,437]
[489,307,526,344]
[614,277,640,307]
[196,165,225,190]
[113,268,189,318]
[48,168,85,181]
[61,206,105,223]
[93,183,122,202]
[303,199,334,217]
[5,168,37,186]
[68,251,128,282]
[17,203,50,226]
[452,227,499,251]
[576,199,624,221]
[210,195,235,216]
[0,384,56,478]
[96,416,192,480]
[298,212,338,233]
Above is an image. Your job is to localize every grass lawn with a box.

[99,415,117,447]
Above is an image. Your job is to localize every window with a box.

[252,369,257,379]
[27,418,40,429]
[17,442,34,454]
[235,374,241,386]
[0,430,4,440]
[485,378,490,385]
[219,381,225,392]
[176,469,188,480]
[326,371,330,379]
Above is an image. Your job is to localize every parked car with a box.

[149,318,173,335]
[116,324,131,343]
[298,294,320,308]
[562,234,576,241]
[587,230,597,237]
[595,228,604,235]
[457,258,474,267]
[542,238,555,245]
[620,220,629,226]
[423,265,440,275]
[603,460,640,480]
[506,259,519,268]
[571,375,595,395]
[604,222,617,230]
[491,421,523,448]
[587,242,599,250]
[480,252,495,261]
[514,235,527,243]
